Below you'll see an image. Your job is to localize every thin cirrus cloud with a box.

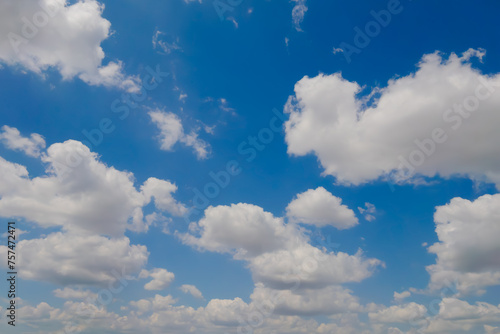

[284,49,500,188]
[0,0,139,91]
[291,0,308,31]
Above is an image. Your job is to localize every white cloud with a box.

[152,29,182,55]
[53,288,98,301]
[0,232,148,286]
[424,298,500,333]
[368,302,427,323]
[291,0,308,31]
[427,193,500,295]
[182,203,382,295]
[286,187,358,229]
[204,297,250,326]
[0,125,45,157]
[0,138,186,236]
[284,49,500,188]
[393,290,411,303]
[358,202,376,222]
[251,284,361,316]
[130,294,177,314]
[149,109,211,159]
[180,284,204,299]
[0,0,139,91]
[141,178,187,216]
[141,268,175,291]
[181,203,300,257]
[486,325,500,334]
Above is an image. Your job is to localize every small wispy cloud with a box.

[152,29,182,55]
[291,0,308,31]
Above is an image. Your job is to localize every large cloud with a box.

[181,202,382,293]
[0,137,186,236]
[251,284,362,316]
[0,232,148,286]
[368,302,427,323]
[0,0,138,91]
[424,298,500,333]
[427,193,500,294]
[284,49,500,188]
[0,130,187,287]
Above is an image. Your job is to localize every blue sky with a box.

[1,0,500,333]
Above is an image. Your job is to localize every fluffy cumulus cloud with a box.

[180,284,204,299]
[149,109,211,159]
[286,187,358,229]
[181,203,301,257]
[0,129,190,287]
[0,0,138,91]
[53,287,98,301]
[0,232,148,286]
[284,49,500,188]
[368,302,427,323]
[427,193,500,295]
[130,294,178,314]
[181,202,382,312]
[393,290,411,302]
[0,136,186,236]
[424,298,500,333]
[140,268,175,291]
[251,284,362,316]
[0,125,45,157]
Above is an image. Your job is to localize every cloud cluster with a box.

[0,129,186,286]
[0,0,139,91]
[284,49,500,188]
[0,138,186,236]
[427,193,500,295]
[181,201,381,316]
